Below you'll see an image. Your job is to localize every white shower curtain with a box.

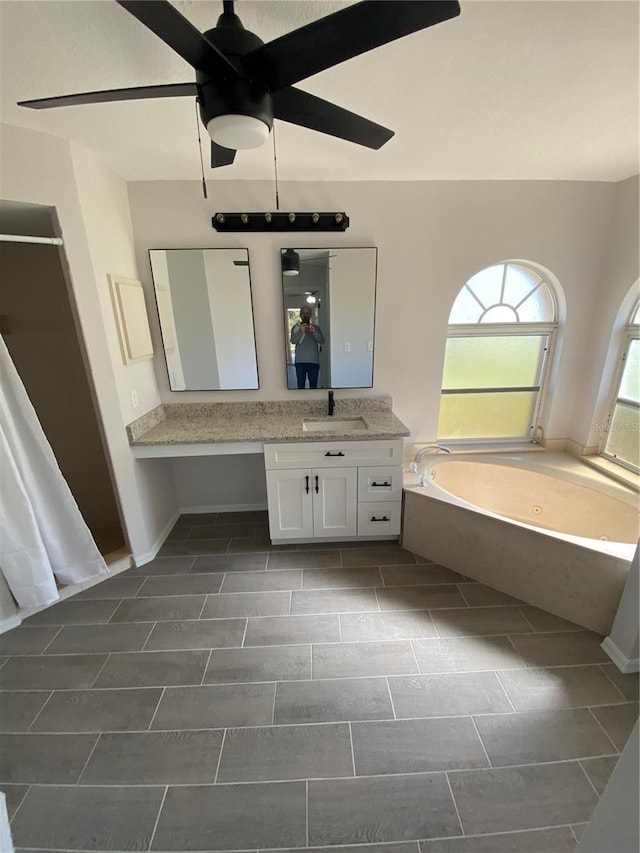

[0,335,107,609]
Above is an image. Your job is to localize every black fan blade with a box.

[274,87,393,150]
[116,1,244,78]
[211,142,236,168]
[18,82,197,110]
[243,1,460,92]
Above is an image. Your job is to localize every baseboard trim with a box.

[180,503,268,513]
[601,636,640,673]
[0,614,22,635]
[134,509,181,567]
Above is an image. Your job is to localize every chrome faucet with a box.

[409,444,452,486]
[328,390,335,416]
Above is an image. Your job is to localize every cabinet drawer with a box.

[357,502,401,536]
[265,440,404,470]
[358,466,403,502]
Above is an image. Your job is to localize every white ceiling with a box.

[1,0,638,183]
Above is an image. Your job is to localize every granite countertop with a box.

[127,396,410,446]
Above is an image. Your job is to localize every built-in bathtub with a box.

[402,452,639,635]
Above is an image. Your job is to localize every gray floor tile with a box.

[202,590,291,619]
[131,556,195,575]
[474,708,617,765]
[388,672,513,718]
[303,567,384,589]
[0,784,29,819]
[73,576,145,600]
[151,781,306,850]
[81,729,224,784]
[158,538,231,556]
[508,631,610,667]
[571,824,587,841]
[292,588,379,614]
[412,637,525,673]
[497,665,627,711]
[381,564,464,586]
[519,606,583,632]
[0,732,97,783]
[10,784,164,851]
[24,599,119,626]
[189,523,258,539]
[94,650,209,688]
[151,683,275,730]
[0,654,107,690]
[44,622,152,654]
[377,585,466,611]
[275,846,419,853]
[313,641,418,679]
[352,717,488,774]
[268,550,342,569]
[222,570,302,593]
[205,645,311,684]
[0,691,49,732]
[308,773,460,845]
[110,595,206,623]
[30,688,162,732]
[600,663,640,701]
[138,573,224,596]
[227,537,279,553]
[244,614,341,646]
[275,677,393,725]
[145,618,246,651]
[448,762,599,834]
[341,610,438,642]
[192,553,268,572]
[0,626,60,655]
[590,703,639,750]
[432,607,537,638]
[580,754,620,794]
[457,583,522,607]
[217,722,353,782]
[217,510,268,524]
[166,524,191,539]
[342,547,417,567]
[420,827,578,852]
[180,512,219,525]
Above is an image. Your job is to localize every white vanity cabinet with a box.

[264,439,404,543]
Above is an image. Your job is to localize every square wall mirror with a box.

[149,248,259,391]
[281,247,377,390]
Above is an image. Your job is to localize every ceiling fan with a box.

[18,0,461,169]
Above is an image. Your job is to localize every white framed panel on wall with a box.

[108,273,154,364]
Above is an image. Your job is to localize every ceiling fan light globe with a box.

[206,115,269,150]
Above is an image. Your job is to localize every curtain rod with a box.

[0,234,63,246]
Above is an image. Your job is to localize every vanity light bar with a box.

[211,212,349,232]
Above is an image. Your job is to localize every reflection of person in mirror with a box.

[290,305,325,389]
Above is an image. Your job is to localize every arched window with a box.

[601,302,639,471]
[438,262,558,442]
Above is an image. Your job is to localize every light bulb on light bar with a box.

[206,115,270,150]
[306,295,317,303]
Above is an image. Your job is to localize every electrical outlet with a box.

[344,342,351,352]
[130,390,139,409]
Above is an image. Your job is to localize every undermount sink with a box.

[303,417,367,432]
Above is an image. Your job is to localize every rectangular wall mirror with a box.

[149,248,259,391]
[281,247,377,390]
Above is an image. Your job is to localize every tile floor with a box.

[1,510,638,853]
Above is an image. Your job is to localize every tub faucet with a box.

[328,390,335,416]
[409,444,452,486]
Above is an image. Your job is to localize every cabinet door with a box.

[266,469,314,539]
[312,467,358,538]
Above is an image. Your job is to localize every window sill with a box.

[579,455,640,492]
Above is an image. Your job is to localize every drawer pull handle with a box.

[315,475,319,493]
[371,481,391,487]
[305,475,310,494]
[324,451,345,457]
[370,516,390,522]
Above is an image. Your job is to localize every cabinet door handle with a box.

[315,475,319,494]
[370,516,390,522]
[305,475,310,494]
[371,481,391,487]
[324,451,345,457]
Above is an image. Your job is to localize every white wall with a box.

[128,178,621,443]
[0,124,177,562]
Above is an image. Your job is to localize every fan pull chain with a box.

[195,98,208,200]
[272,123,280,211]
